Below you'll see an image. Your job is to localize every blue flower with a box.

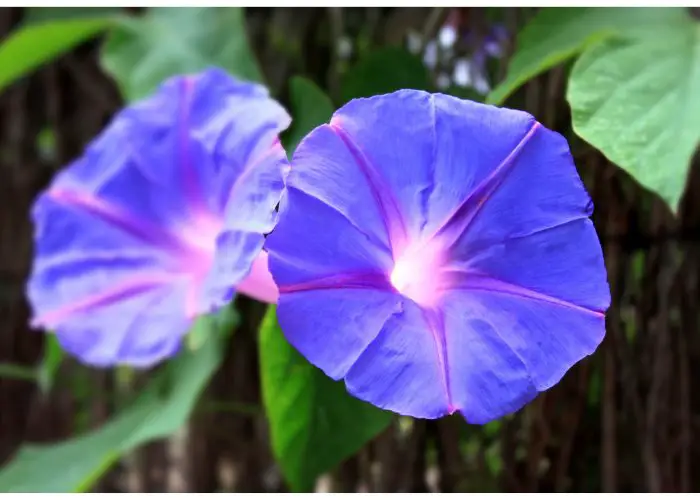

[27,68,290,367]
[265,90,610,422]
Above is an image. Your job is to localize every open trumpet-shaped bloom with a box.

[28,68,290,367]
[266,90,610,422]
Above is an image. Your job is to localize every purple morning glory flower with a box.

[27,68,291,367]
[265,90,610,423]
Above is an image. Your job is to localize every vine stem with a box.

[0,362,37,382]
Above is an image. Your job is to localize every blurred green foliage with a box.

[0,12,116,92]
[260,306,392,492]
[0,328,227,492]
[37,335,63,394]
[487,8,681,106]
[490,7,696,212]
[340,46,431,103]
[101,7,262,99]
[568,11,700,212]
[282,76,335,155]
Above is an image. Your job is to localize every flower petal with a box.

[28,68,291,366]
[122,68,289,219]
[28,192,192,366]
[425,94,535,238]
[266,187,394,288]
[284,124,392,253]
[269,90,609,422]
[28,195,181,323]
[456,218,610,312]
[277,289,402,380]
[445,122,594,257]
[441,293,538,423]
[236,251,279,304]
[345,300,451,418]
[330,91,437,252]
[330,92,538,250]
[443,285,603,407]
[201,138,290,311]
[50,279,191,367]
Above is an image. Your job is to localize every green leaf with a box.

[24,7,122,23]
[487,7,684,105]
[267,81,387,491]
[282,76,335,156]
[36,128,57,162]
[445,85,485,103]
[187,304,240,351]
[37,334,64,393]
[259,307,393,492]
[0,326,227,492]
[0,15,115,93]
[340,46,431,103]
[0,363,36,382]
[567,13,700,213]
[101,7,262,101]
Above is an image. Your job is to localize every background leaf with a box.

[101,7,262,100]
[487,7,683,105]
[0,324,228,492]
[567,12,700,213]
[0,363,36,382]
[340,46,431,103]
[187,303,240,351]
[24,7,121,23]
[0,15,115,93]
[282,76,335,155]
[259,307,393,492]
[37,334,64,394]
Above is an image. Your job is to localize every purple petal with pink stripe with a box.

[265,90,610,422]
[28,68,291,367]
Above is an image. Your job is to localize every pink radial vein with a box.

[279,119,581,415]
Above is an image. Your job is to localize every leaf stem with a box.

[0,363,38,382]
[201,400,261,416]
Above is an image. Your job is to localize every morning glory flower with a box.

[265,90,610,423]
[27,68,290,367]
